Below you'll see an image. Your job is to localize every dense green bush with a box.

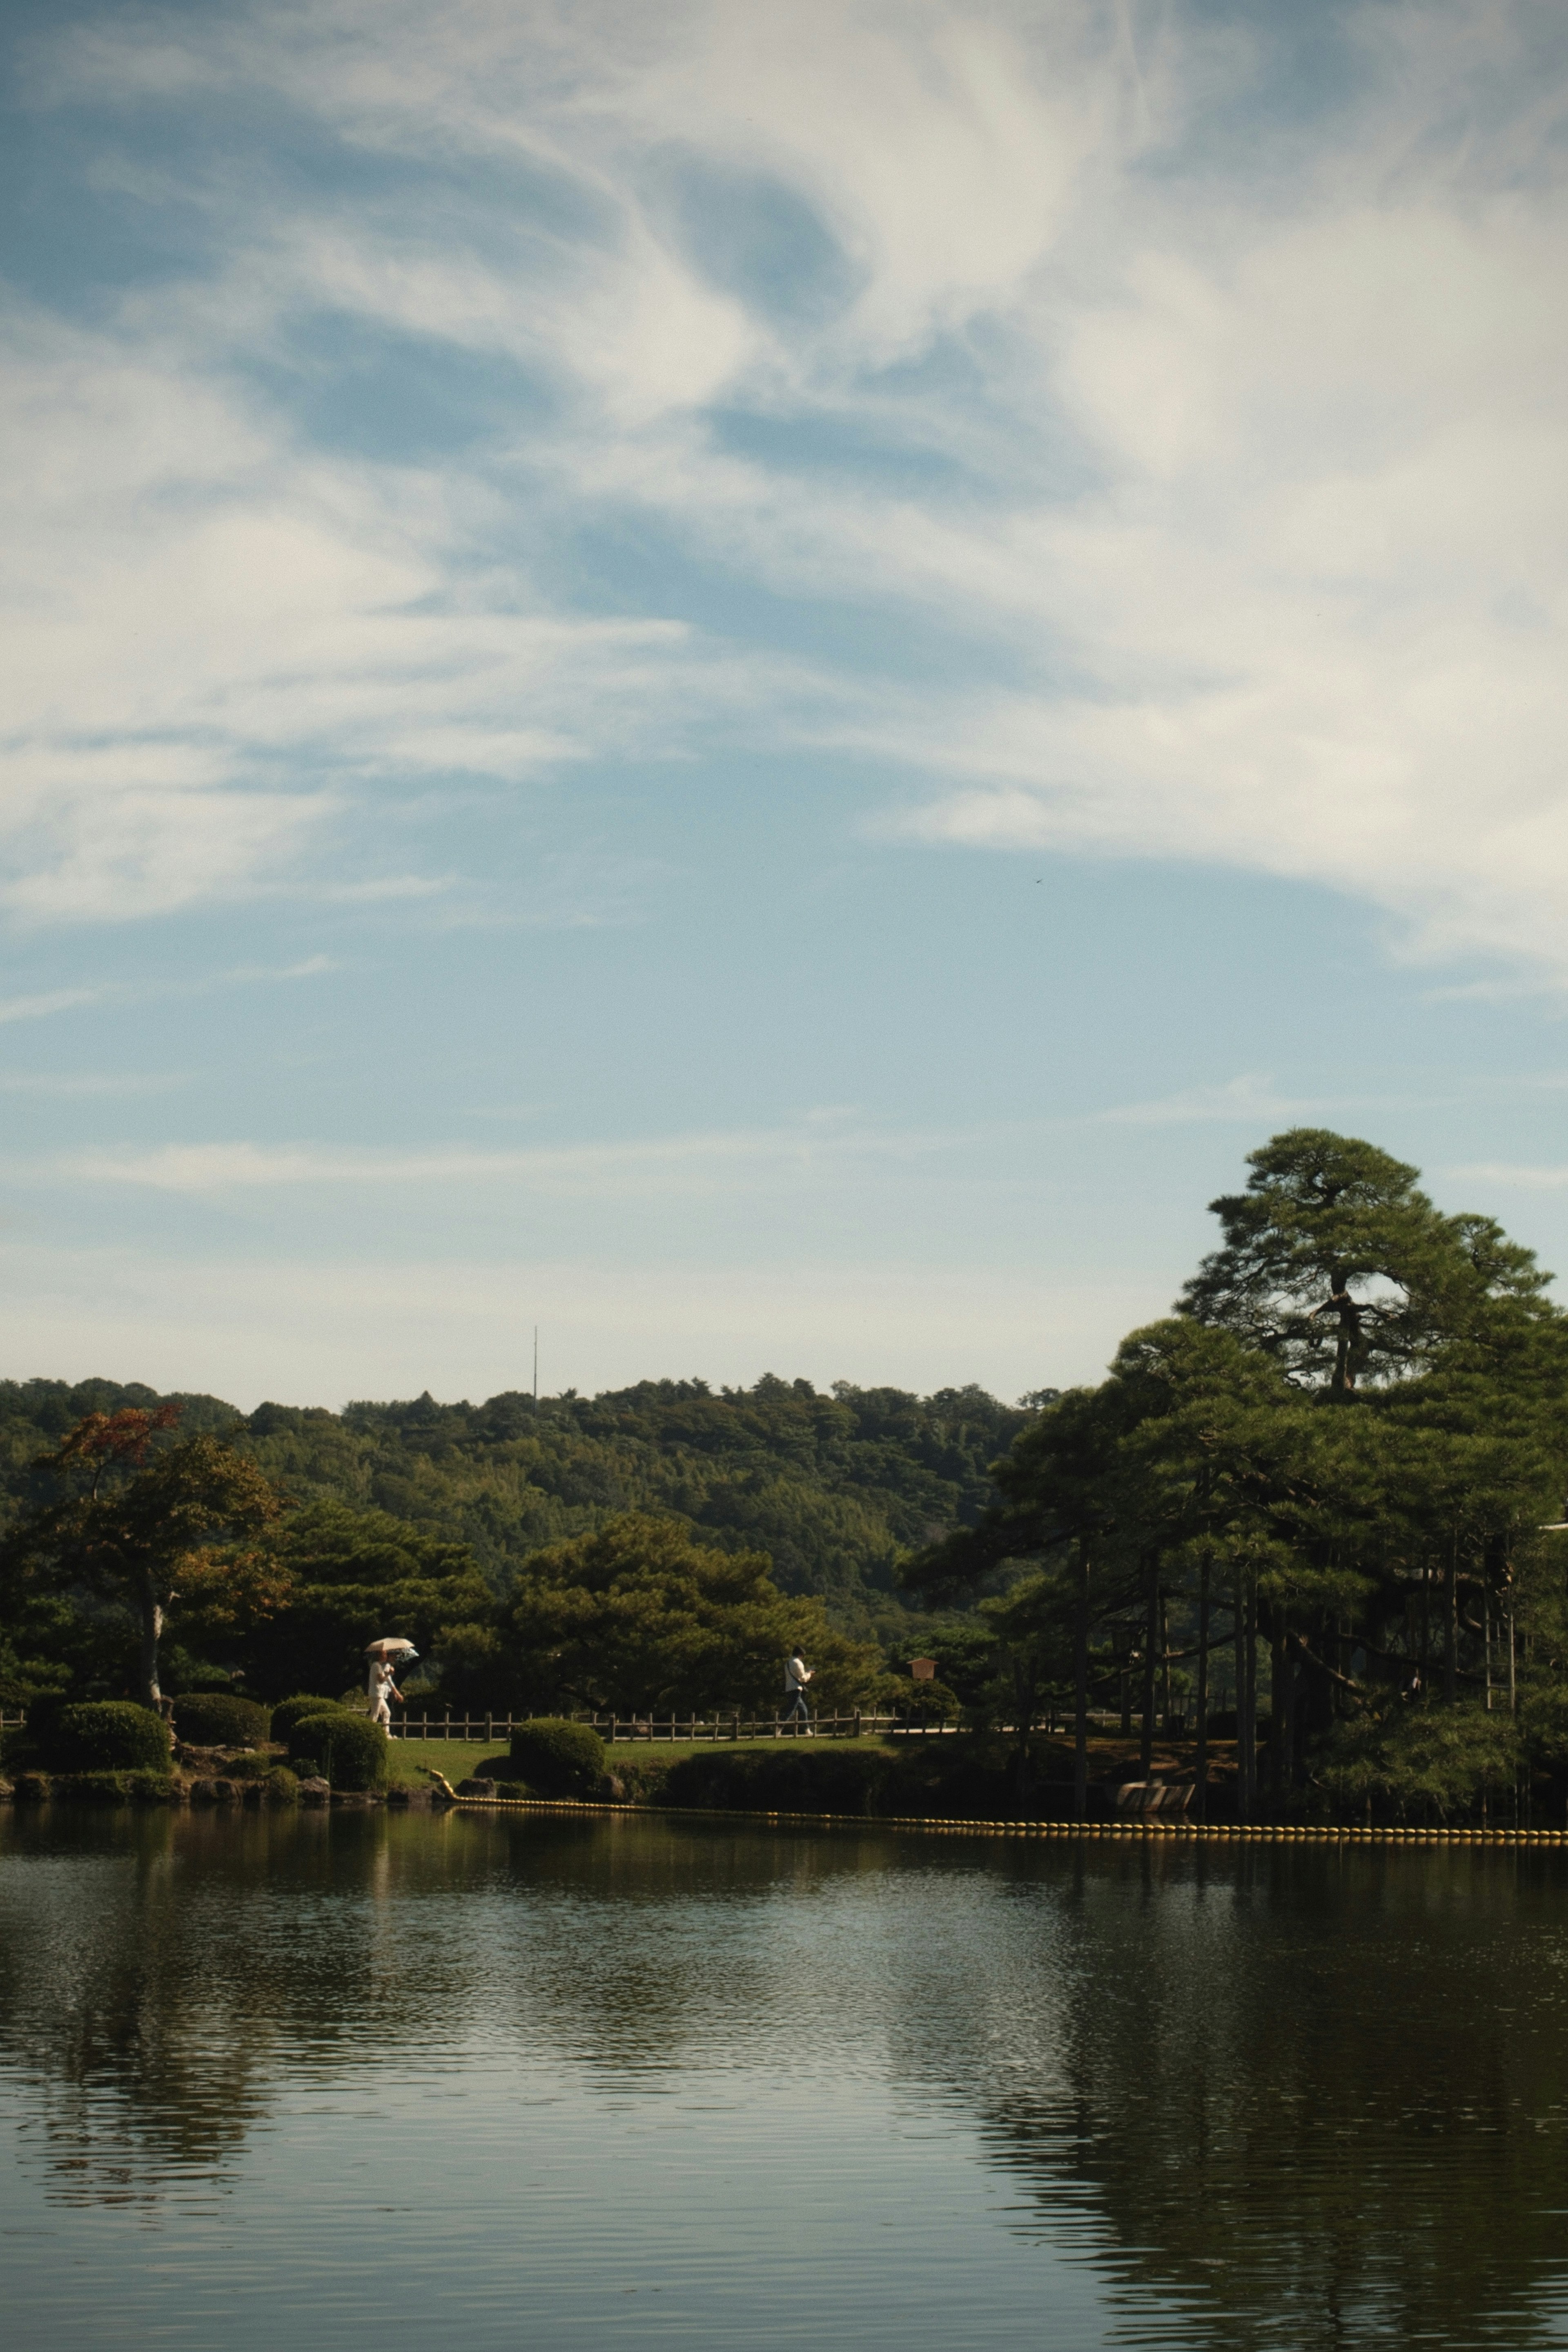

[664,1746,893,1816]
[174,1692,272,1746]
[54,1768,177,1797]
[658,1737,1021,1821]
[55,1769,135,1803]
[287,1710,388,1790]
[50,1702,172,1775]
[263,1766,300,1806]
[508,1717,606,1797]
[610,1755,674,1804]
[270,1693,348,1740]
[218,1750,276,1781]
[53,1768,172,1803]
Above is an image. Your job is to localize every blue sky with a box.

[3,0,1568,1410]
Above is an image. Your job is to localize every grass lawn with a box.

[387,1731,922,1783]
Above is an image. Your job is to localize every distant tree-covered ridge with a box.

[0,1373,1033,1639]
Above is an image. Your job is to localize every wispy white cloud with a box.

[26,1111,983,1196]
[1449,1162,1568,1190]
[0,1070,191,1098]
[0,953,339,1034]
[0,986,105,1025]
[1091,1074,1313,1129]
[7,0,1568,976]
[218,955,341,983]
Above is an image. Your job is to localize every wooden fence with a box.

[389,1712,959,1744]
[0,1707,958,1743]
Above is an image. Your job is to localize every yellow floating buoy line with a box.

[443,1795,1568,1849]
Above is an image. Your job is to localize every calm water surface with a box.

[4,1808,1568,2350]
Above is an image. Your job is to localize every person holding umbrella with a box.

[365,1637,418,1728]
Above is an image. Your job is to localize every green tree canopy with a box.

[241,1500,496,1700]
[503,1512,880,1716]
[0,1409,286,1708]
[1180,1127,1552,1391]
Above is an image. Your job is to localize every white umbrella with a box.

[364,1637,419,1659]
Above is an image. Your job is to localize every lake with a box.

[3,1805,1568,2350]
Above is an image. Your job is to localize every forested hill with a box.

[0,1374,1042,1630]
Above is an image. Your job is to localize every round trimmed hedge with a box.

[173,1692,272,1747]
[287,1710,388,1790]
[270,1694,350,1741]
[53,1768,175,1805]
[508,1718,606,1798]
[50,1702,172,1775]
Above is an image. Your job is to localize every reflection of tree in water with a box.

[904,1844,1568,2350]
[0,1811,276,2201]
[0,1806,899,2205]
[0,1808,505,2204]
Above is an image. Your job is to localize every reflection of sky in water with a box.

[4,1811,1568,2349]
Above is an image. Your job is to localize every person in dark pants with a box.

[781,1648,813,1734]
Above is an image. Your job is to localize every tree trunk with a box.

[1160,1593,1170,1734]
[1444,1532,1459,1707]
[1268,1609,1286,1811]
[1508,1605,1517,1714]
[1195,1552,1211,1821]
[1140,1554,1159,1774]
[140,1584,164,1711]
[1420,1563,1431,1695]
[1236,1575,1256,1821]
[1073,1537,1090,1820]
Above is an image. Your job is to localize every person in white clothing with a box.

[368,1656,403,1728]
[781,1648,813,1734]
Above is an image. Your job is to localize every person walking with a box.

[368,1654,403,1729]
[781,1648,813,1735]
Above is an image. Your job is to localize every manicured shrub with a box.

[610,1756,672,1805]
[496,1780,532,1800]
[173,1693,272,1747]
[50,1702,172,1775]
[220,1751,276,1781]
[270,1694,348,1741]
[288,1711,388,1790]
[263,1767,300,1806]
[664,1746,896,1817]
[508,1718,606,1797]
[56,1770,133,1803]
[126,1770,177,1804]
